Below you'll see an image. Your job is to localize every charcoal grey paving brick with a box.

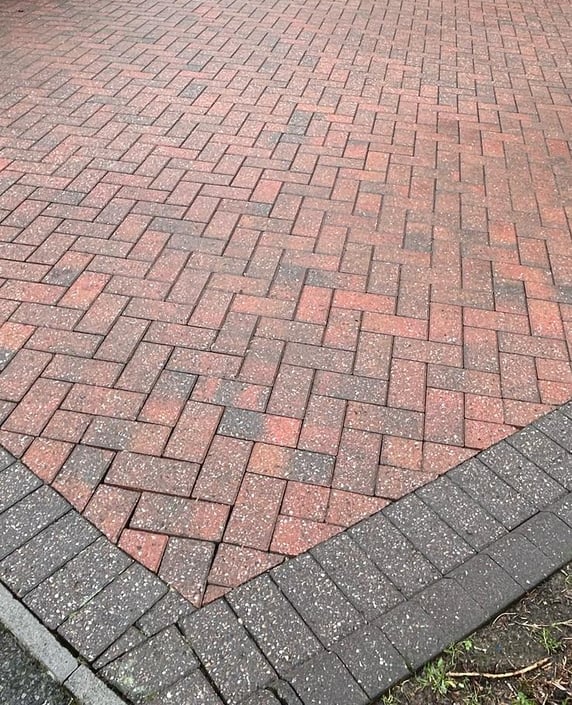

[0,510,99,596]
[180,599,276,705]
[383,494,474,573]
[517,512,572,565]
[333,625,409,699]
[0,449,15,471]
[508,426,572,490]
[101,626,197,700]
[94,626,147,670]
[377,601,447,670]
[479,442,565,506]
[58,563,167,661]
[415,579,487,644]
[288,450,335,485]
[24,537,132,629]
[243,690,284,705]
[289,652,368,705]
[417,476,506,550]
[485,533,554,590]
[551,493,572,528]
[269,682,303,705]
[536,409,572,452]
[228,574,322,674]
[219,408,263,440]
[449,554,521,614]
[159,537,215,607]
[271,554,362,648]
[145,669,223,705]
[136,588,195,636]
[348,513,439,596]
[311,533,402,619]
[448,458,534,529]
[0,462,41,513]
[0,486,69,561]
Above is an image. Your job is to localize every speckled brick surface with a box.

[0,0,571,605]
[1,0,572,699]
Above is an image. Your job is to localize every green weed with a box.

[512,692,536,705]
[537,626,562,654]
[418,657,459,695]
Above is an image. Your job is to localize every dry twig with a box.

[447,657,551,680]
[518,619,572,629]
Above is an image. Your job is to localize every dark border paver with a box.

[0,580,125,705]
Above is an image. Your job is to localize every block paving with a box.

[0,0,571,605]
[0,405,571,704]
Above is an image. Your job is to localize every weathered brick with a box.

[271,554,362,648]
[228,575,323,674]
[349,512,439,596]
[0,510,99,596]
[24,537,132,628]
[180,600,276,704]
[0,486,69,561]
[101,627,198,700]
[0,461,41,514]
[58,563,167,660]
[159,537,215,606]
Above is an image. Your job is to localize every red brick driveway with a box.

[0,0,570,605]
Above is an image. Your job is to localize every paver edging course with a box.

[0,579,126,705]
[1,402,572,705]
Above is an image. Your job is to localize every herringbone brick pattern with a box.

[0,0,571,605]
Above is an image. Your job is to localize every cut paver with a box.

[180,599,276,704]
[100,626,197,700]
[56,563,167,660]
[227,575,323,675]
[270,554,363,648]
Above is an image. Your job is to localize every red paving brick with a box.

[0,0,571,606]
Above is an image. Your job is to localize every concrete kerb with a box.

[0,580,126,705]
[0,402,571,705]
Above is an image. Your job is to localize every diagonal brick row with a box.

[0,0,571,605]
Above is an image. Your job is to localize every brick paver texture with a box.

[0,0,571,606]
